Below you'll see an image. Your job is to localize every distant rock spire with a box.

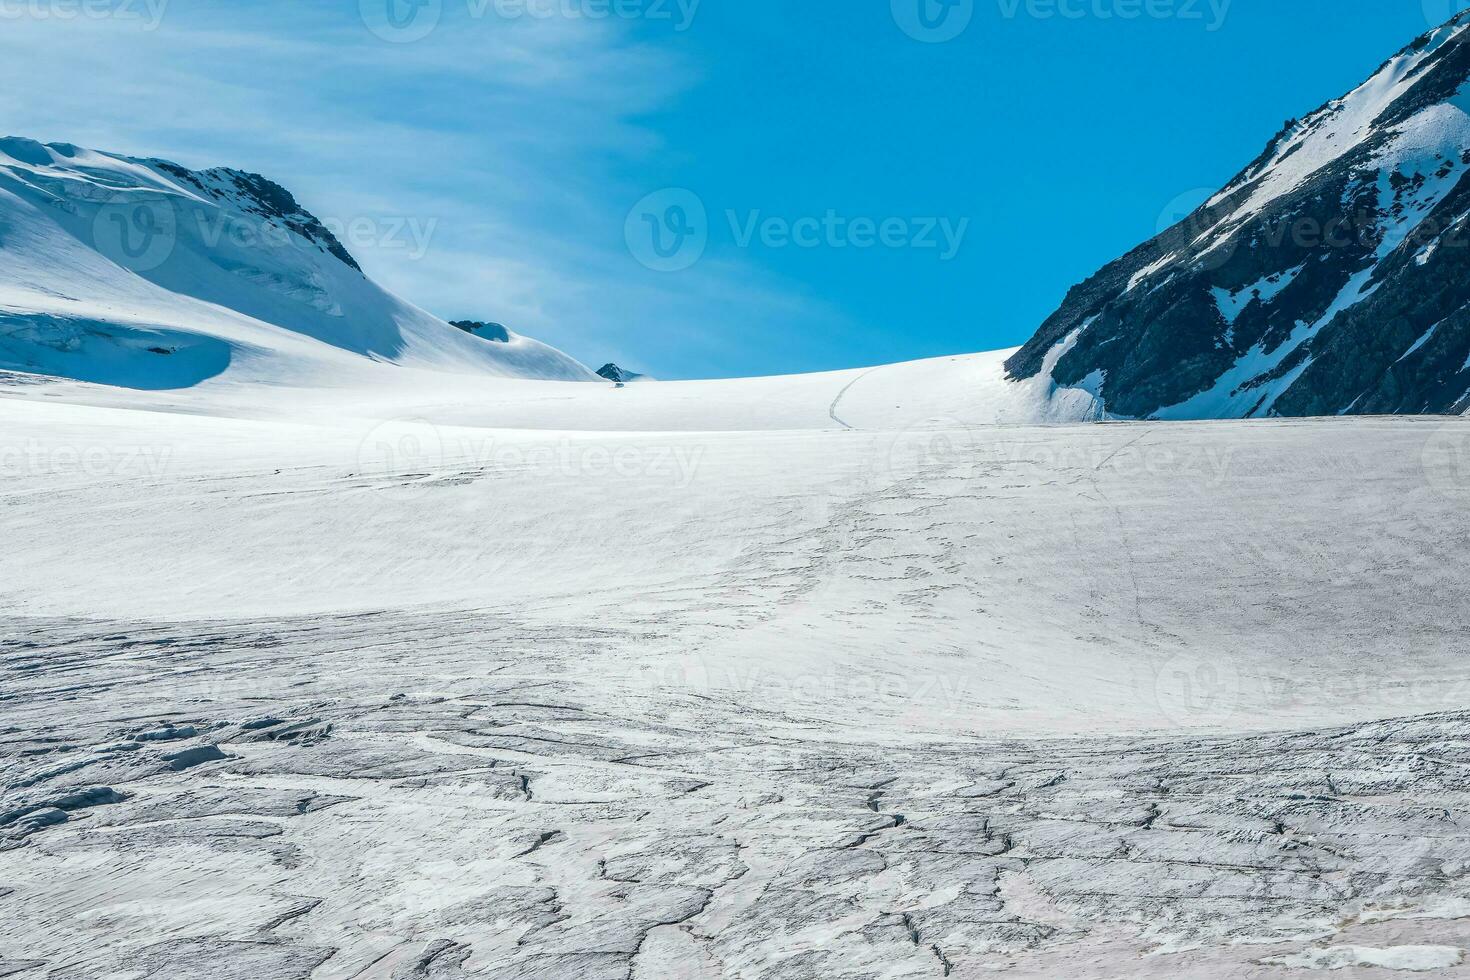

[596,363,649,384]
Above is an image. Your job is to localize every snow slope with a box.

[6,345,1097,433]
[4,371,1470,977]
[5,387,1466,735]
[0,138,596,389]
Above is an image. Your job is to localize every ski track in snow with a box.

[826,365,882,430]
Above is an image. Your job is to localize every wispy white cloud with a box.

[0,0,848,377]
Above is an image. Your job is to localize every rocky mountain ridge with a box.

[1008,11,1470,418]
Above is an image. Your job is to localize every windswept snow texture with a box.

[0,138,597,389]
[1008,11,1470,418]
[4,351,1470,976]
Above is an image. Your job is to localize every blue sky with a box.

[0,0,1462,378]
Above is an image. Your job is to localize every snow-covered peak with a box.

[0,138,597,392]
[1209,12,1470,219]
[155,162,363,273]
[1008,11,1470,419]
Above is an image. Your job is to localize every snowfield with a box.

[4,360,1470,978]
[3,137,1470,978]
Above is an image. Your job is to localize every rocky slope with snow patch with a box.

[596,362,652,383]
[1008,11,1470,418]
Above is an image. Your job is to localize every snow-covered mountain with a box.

[1008,11,1470,418]
[0,138,597,390]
